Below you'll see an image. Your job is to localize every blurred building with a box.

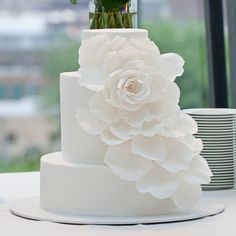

[0,0,205,161]
[0,98,58,160]
[0,0,88,100]
[0,0,88,160]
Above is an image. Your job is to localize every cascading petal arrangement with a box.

[76,33,212,210]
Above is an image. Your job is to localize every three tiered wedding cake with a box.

[40,29,212,217]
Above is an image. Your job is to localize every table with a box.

[0,172,236,236]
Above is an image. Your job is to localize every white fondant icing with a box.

[60,72,107,163]
[40,152,176,217]
[82,29,148,40]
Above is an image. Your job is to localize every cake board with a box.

[10,196,224,225]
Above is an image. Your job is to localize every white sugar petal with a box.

[76,110,106,135]
[78,67,105,91]
[136,164,181,199]
[100,129,124,145]
[132,135,166,161]
[110,120,140,140]
[180,156,212,184]
[158,137,194,173]
[156,112,198,138]
[145,101,163,118]
[180,134,203,155]
[178,112,198,135]
[142,120,158,137]
[89,92,120,123]
[120,107,151,128]
[171,182,202,209]
[163,81,180,103]
[104,141,152,181]
[159,53,185,81]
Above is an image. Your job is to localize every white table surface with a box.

[0,172,236,236]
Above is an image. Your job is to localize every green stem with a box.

[115,12,124,28]
[89,1,136,29]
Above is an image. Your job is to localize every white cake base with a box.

[10,197,224,225]
[40,152,177,217]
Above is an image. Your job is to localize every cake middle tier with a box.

[60,72,107,163]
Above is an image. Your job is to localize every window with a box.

[0,85,6,99]
[0,0,231,173]
[12,85,24,99]
[140,0,209,109]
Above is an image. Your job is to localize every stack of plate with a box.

[184,108,236,190]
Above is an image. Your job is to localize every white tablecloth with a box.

[0,172,236,236]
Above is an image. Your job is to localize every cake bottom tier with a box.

[40,152,177,217]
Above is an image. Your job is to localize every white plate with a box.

[198,128,236,132]
[203,186,234,190]
[211,172,235,176]
[196,132,235,136]
[196,136,235,141]
[204,152,236,155]
[212,174,235,178]
[207,162,235,167]
[196,133,235,137]
[192,117,236,121]
[209,181,235,184]
[10,197,225,225]
[208,180,235,184]
[198,131,236,137]
[202,149,235,152]
[203,146,235,150]
[209,168,235,171]
[208,166,235,170]
[210,176,235,180]
[202,144,235,148]
[211,170,235,174]
[191,114,236,118]
[183,108,236,115]
[198,127,236,134]
[193,118,236,125]
[198,126,236,129]
[204,159,234,162]
[196,124,235,128]
[201,151,235,156]
[206,164,234,168]
[208,168,235,171]
[203,141,235,144]
[202,156,234,159]
[206,160,235,164]
[206,183,234,186]
[209,182,234,185]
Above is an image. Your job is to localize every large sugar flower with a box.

[76,32,212,209]
[78,34,184,90]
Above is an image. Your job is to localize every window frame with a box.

[204,0,228,108]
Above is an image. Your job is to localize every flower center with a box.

[125,78,143,96]
[126,80,136,93]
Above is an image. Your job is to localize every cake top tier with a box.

[82,29,148,40]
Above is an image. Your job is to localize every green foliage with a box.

[90,0,135,29]
[70,0,77,4]
[0,156,40,173]
[101,0,130,10]
[70,0,130,10]
[142,21,209,108]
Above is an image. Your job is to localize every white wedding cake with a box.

[40,29,212,217]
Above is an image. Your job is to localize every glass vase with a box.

[89,0,137,29]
